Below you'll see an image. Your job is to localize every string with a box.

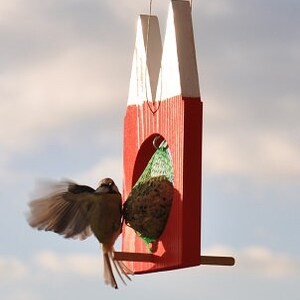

[144,0,152,103]
[145,0,161,115]
[143,0,192,115]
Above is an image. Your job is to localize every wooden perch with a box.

[114,251,235,267]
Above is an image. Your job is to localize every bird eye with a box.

[100,181,112,187]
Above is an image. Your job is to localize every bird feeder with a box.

[114,0,235,274]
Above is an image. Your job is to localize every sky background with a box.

[1,0,299,299]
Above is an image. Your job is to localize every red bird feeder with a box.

[114,0,234,274]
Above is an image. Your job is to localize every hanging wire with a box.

[144,0,161,115]
[145,0,152,57]
[144,0,152,103]
[143,0,196,114]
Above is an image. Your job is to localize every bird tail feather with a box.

[103,251,118,289]
[102,246,132,289]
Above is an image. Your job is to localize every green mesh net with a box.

[123,140,174,252]
[135,140,174,185]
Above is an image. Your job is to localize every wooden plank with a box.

[113,251,158,263]
[113,252,235,267]
[201,256,235,266]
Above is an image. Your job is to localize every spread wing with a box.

[27,180,97,240]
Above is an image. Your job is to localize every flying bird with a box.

[27,177,131,289]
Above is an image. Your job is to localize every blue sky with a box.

[1,0,299,299]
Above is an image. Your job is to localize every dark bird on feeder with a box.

[27,177,131,289]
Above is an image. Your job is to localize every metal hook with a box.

[153,135,162,149]
[153,135,168,150]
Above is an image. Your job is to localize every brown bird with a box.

[27,177,131,289]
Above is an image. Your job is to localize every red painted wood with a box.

[122,95,202,274]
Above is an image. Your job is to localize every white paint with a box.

[157,0,200,100]
[127,1,200,106]
[127,15,162,105]
[155,3,181,100]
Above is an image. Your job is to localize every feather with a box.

[27,180,94,240]
[27,178,132,288]
[102,245,132,289]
